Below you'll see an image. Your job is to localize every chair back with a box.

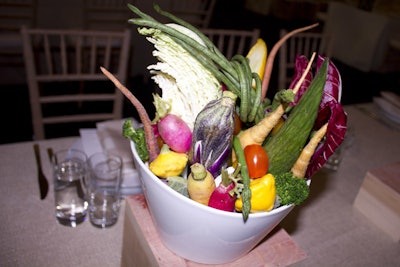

[21,27,131,140]
[0,0,37,33]
[278,29,333,90]
[201,28,260,60]
[167,0,216,28]
[0,0,37,84]
[83,0,133,30]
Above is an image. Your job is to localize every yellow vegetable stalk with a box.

[235,174,276,213]
[187,163,216,205]
[291,123,328,178]
[149,144,188,178]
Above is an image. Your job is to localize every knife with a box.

[33,144,49,200]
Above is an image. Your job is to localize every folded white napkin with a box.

[80,118,143,195]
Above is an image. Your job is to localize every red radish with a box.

[158,114,192,153]
[208,167,243,212]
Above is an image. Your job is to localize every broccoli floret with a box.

[275,172,309,206]
[122,119,149,162]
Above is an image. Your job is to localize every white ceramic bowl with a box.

[130,142,294,264]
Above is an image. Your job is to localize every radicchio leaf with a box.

[305,56,347,178]
[306,103,347,177]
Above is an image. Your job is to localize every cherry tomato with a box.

[244,144,269,178]
[233,112,242,135]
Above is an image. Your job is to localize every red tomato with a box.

[244,144,269,178]
[233,112,242,135]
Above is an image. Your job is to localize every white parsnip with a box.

[238,53,316,149]
[291,123,328,178]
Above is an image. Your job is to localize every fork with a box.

[33,144,49,200]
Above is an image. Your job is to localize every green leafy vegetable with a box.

[122,119,149,162]
[127,3,263,125]
[275,172,309,206]
[167,176,189,197]
[138,23,221,130]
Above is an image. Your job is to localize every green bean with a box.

[153,4,228,62]
[128,4,266,125]
[232,55,256,122]
[130,18,238,81]
[232,55,252,84]
[232,61,249,122]
[171,35,240,95]
[127,4,157,22]
[233,136,251,222]
[247,73,262,122]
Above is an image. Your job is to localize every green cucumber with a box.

[263,59,328,176]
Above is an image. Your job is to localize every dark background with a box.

[1,0,399,144]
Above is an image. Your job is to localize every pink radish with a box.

[208,167,243,212]
[158,114,192,153]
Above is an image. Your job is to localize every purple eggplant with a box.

[189,91,237,177]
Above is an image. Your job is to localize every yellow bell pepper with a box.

[235,173,276,213]
[149,144,188,178]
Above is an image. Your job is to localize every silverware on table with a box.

[33,143,49,200]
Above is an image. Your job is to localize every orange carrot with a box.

[291,123,328,178]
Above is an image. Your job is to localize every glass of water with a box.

[87,152,122,229]
[52,149,88,227]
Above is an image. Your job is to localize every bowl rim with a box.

[130,141,294,219]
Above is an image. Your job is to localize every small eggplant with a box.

[189,91,237,177]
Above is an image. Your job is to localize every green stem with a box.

[233,136,251,222]
[170,37,240,94]
[129,18,237,80]
[153,4,230,65]
[127,4,157,22]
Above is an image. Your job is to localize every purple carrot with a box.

[100,67,160,162]
[261,23,319,100]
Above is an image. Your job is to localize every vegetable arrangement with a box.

[103,4,348,222]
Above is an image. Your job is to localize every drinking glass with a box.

[87,152,122,228]
[52,149,88,227]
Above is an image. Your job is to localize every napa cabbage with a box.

[138,24,221,130]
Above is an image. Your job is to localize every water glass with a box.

[87,152,122,228]
[52,149,88,227]
[324,127,354,171]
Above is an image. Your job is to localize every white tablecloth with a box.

[0,104,399,266]
[287,103,400,267]
[0,137,124,267]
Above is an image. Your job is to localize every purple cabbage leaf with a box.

[288,55,348,178]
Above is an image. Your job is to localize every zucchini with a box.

[263,59,328,176]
